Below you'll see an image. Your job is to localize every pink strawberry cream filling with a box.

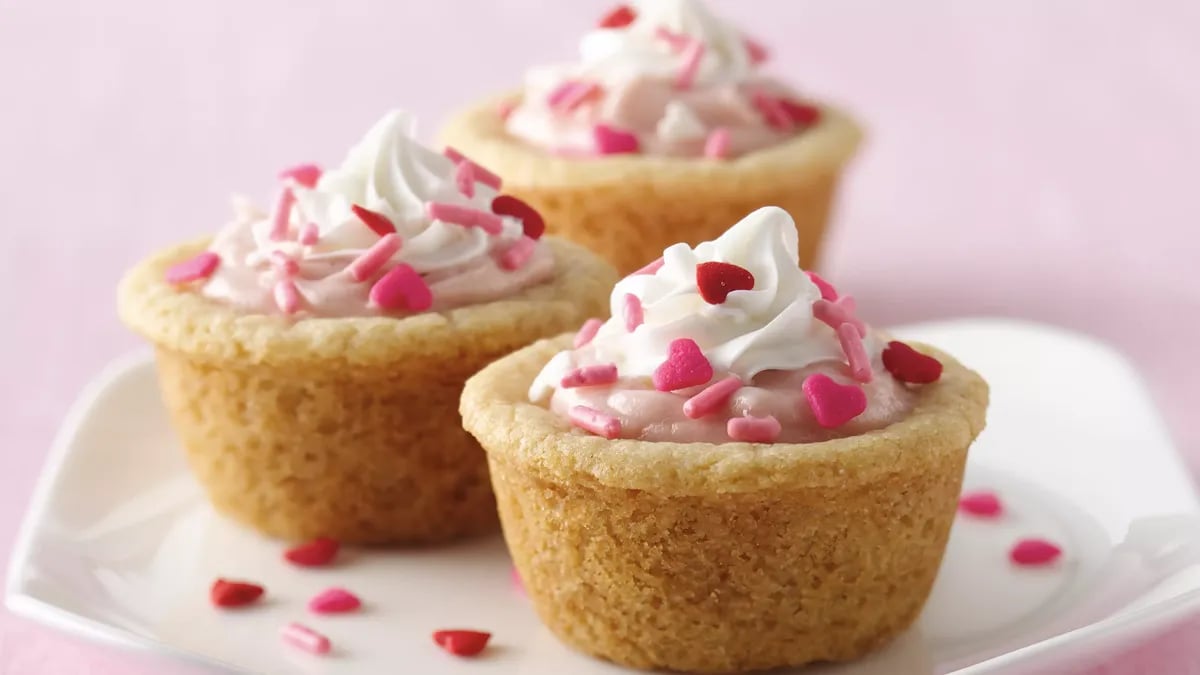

[504,0,824,160]
[165,110,553,317]
[529,206,943,443]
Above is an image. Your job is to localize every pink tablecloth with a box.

[1,0,1197,672]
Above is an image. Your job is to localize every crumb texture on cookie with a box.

[121,238,616,543]
[441,94,861,274]
[462,335,987,670]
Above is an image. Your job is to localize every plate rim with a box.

[7,319,1200,674]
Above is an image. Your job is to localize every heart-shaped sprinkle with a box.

[959,491,1003,518]
[370,264,433,312]
[593,124,640,155]
[780,99,822,127]
[284,537,339,567]
[696,261,755,304]
[806,271,838,301]
[727,415,781,443]
[598,4,636,28]
[210,579,264,608]
[1010,538,1062,566]
[573,318,603,348]
[308,587,361,614]
[653,338,713,392]
[802,374,867,428]
[491,195,545,240]
[433,630,492,657]
[352,204,397,236]
[165,251,220,284]
[278,163,322,189]
[882,341,943,384]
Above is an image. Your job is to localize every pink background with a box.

[2,0,1199,672]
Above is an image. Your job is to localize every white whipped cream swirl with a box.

[578,0,752,85]
[255,110,523,272]
[531,207,855,398]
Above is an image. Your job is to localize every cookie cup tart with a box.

[440,0,860,274]
[118,111,616,545]
[461,207,988,672]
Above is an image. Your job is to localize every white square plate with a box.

[7,319,1200,675]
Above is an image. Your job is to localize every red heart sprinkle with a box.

[882,341,943,384]
[597,4,636,28]
[959,490,1003,518]
[806,271,838,301]
[696,261,755,304]
[433,630,492,657]
[802,374,867,428]
[652,338,713,392]
[780,99,822,127]
[284,538,339,567]
[351,204,397,236]
[1010,538,1062,566]
[370,263,433,312]
[491,195,545,240]
[210,579,264,608]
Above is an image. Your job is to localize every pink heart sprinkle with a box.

[165,251,221,284]
[958,490,1003,518]
[593,124,640,155]
[653,338,714,392]
[802,374,867,428]
[370,264,433,312]
[511,566,525,595]
[1010,538,1062,566]
[308,588,361,614]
